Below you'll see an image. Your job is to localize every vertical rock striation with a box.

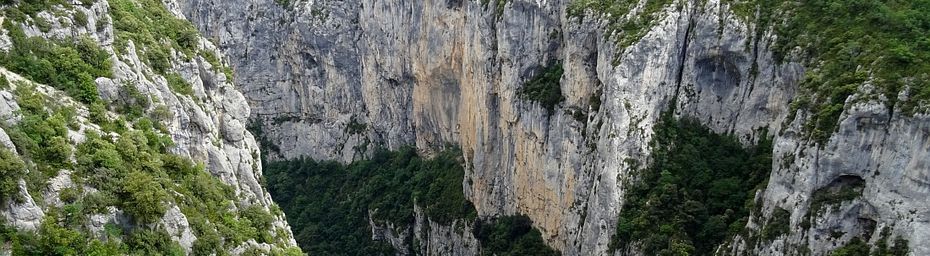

[178,0,929,255]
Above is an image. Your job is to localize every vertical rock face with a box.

[179,0,928,255]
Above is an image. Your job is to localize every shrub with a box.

[121,170,169,224]
[165,72,194,96]
[832,237,870,256]
[110,0,204,73]
[126,228,185,255]
[474,215,560,256]
[241,205,275,242]
[0,148,26,202]
[73,11,88,27]
[518,63,564,116]
[568,0,673,55]
[761,208,791,241]
[0,22,111,105]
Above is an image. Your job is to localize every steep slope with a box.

[179,0,929,255]
[0,0,298,255]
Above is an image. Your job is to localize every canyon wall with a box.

[178,0,929,255]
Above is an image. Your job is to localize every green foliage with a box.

[126,228,186,256]
[121,170,169,224]
[0,74,9,89]
[569,0,930,140]
[265,147,477,255]
[480,0,509,17]
[273,0,291,8]
[760,207,790,241]
[474,215,560,256]
[7,83,73,183]
[110,0,200,73]
[0,148,26,202]
[3,0,69,19]
[568,0,673,58]
[0,211,123,255]
[34,15,52,32]
[518,63,564,116]
[609,114,773,254]
[832,237,870,256]
[872,228,910,256]
[765,0,930,141]
[165,72,194,96]
[0,1,295,253]
[806,176,865,219]
[73,10,88,27]
[240,205,275,242]
[0,21,111,104]
[71,111,282,251]
[889,238,909,256]
[201,50,235,81]
[345,117,368,135]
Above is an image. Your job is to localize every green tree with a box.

[0,148,26,201]
[121,171,169,224]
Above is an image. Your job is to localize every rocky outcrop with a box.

[178,0,928,255]
[370,206,480,256]
[0,0,296,254]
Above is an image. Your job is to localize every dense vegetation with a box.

[770,0,930,143]
[518,63,564,116]
[0,148,26,201]
[265,147,477,254]
[0,19,111,105]
[110,0,199,73]
[610,114,773,255]
[833,234,908,256]
[0,0,297,254]
[474,215,560,256]
[0,80,297,255]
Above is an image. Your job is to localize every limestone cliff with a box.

[178,0,928,255]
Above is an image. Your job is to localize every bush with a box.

[165,72,194,96]
[761,208,791,241]
[474,215,560,256]
[771,0,930,140]
[241,205,275,242]
[518,63,564,116]
[832,237,870,256]
[126,228,185,256]
[0,148,26,202]
[121,170,169,224]
[0,21,111,105]
[73,11,88,27]
[110,0,204,73]
[568,0,673,53]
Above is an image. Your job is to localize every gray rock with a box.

[174,0,930,254]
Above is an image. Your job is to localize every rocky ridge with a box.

[0,0,297,254]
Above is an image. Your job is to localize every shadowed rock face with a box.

[694,52,742,95]
[178,0,930,255]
